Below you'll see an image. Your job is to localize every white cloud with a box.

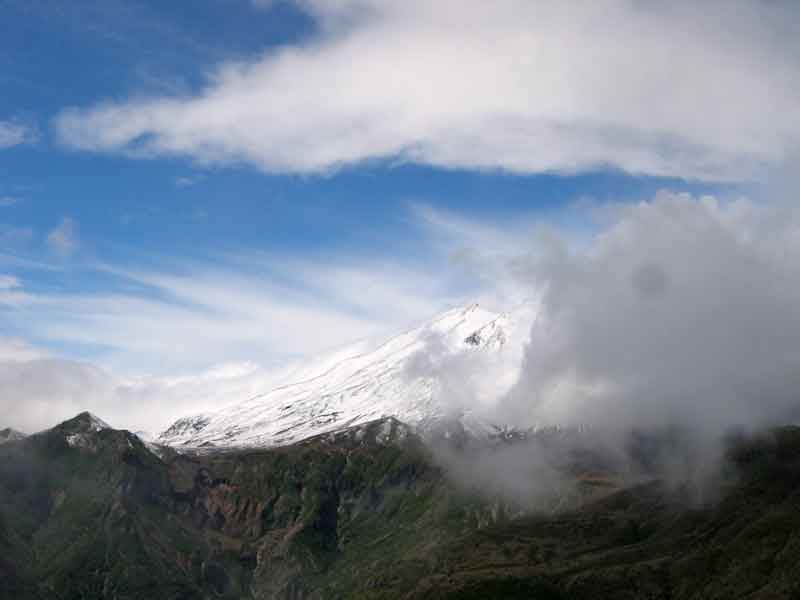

[0,352,274,435]
[55,1,800,181]
[0,196,19,207]
[129,260,449,361]
[0,337,46,362]
[0,120,36,149]
[0,274,30,307]
[46,217,79,257]
[0,274,20,290]
[0,224,33,248]
[174,174,205,187]
[500,192,800,442]
[0,238,479,375]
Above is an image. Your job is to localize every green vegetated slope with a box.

[0,414,500,600]
[410,428,800,600]
[2,413,800,599]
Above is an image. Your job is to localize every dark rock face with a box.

[463,332,482,346]
[3,414,800,599]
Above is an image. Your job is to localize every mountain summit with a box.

[55,411,112,434]
[159,304,536,448]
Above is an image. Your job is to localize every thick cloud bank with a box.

[56,1,800,180]
[0,342,281,435]
[504,193,800,439]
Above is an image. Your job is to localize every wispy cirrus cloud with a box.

[0,200,550,376]
[0,120,37,149]
[174,174,206,188]
[54,1,800,181]
[0,224,34,248]
[100,259,451,360]
[0,197,20,207]
[0,275,21,290]
[0,248,474,375]
[46,217,79,257]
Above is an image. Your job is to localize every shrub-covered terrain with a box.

[2,413,800,599]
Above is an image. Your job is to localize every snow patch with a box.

[84,413,111,431]
[66,433,90,449]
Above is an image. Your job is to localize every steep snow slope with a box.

[159,304,536,448]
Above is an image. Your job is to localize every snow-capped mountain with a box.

[159,303,536,448]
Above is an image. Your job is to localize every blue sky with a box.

[0,0,797,432]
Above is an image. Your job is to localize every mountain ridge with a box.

[5,409,800,599]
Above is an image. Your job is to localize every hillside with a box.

[0,412,502,599]
[3,412,800,598]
